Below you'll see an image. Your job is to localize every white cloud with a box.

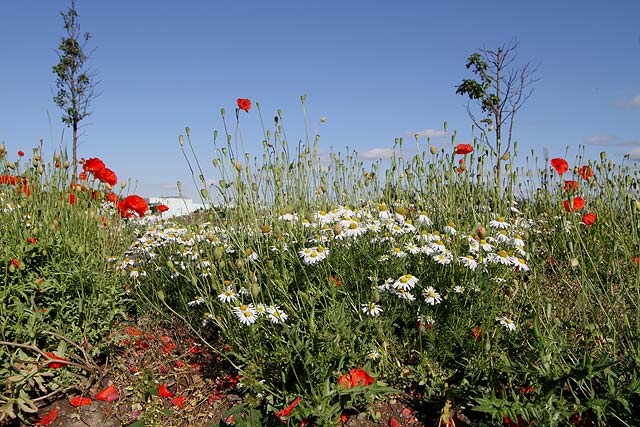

[359,148,395,160]
[629,95,640,109]
[408,129,446,139]
[584,135,616,145]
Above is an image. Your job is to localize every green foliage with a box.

[0,147,134,423]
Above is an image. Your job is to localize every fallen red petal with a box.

[95,385,119,402]
[70,396,93,407]
[35,409,58,426]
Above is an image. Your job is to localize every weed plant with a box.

[0,144,137,423]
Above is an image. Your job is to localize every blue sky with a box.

[1,0,639,197]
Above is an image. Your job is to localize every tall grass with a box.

[120,99,640,426]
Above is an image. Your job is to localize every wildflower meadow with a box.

[1,98,639,426]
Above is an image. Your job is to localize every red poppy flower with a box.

[564,180,578,192]
[472,325,482,341]
[237,98,251,112]
[95,385,119,402]
[122,195,148,217]
[389,418,401,427]
[157,204,169,213]
[35,409,58,426]
[275,396,301,421]
[454,144,473,155]
[159,384,174,398]
[69,193,76,205]
[44,351,68,369]
[0,175,19,185]
[581,212,596,226]
[78,171,87,181]
[27,237,38,244]
[94,167,118,187]
[551,158,569,175]
[338,368,375,388]
[564,196,585,212]
[83,157,106,173]
[578,165,594,181]
[17,150,24,157]
[70,396,93,407]
[171,396,186,407]
[107,192,119,203]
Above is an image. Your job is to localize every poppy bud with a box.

[166,260,174,269]
[0,143,4,152]
[251,282,260,298]
[200,189,208,199]
[157,290,165,301]
[260,225,272,234]
[477,226,486,238]
[185,127,190,136]
[63,160,70,168]
[235,259,245,269]
[235,161,243,172]
[54,152,61,162]
[214,247,224,260]
[430,146,437,155]
[502,152,510,161]
[333,223,342,235]
[320,116,327,123]
[179,135,184,146]
[634,200,640,212]
[37,166,44,174]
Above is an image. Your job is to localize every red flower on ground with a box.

[159,384,174,398]
[83,157,106,173]
[275,396,301,422]
[44,352,68,369]
[581,212,596,226]
[578,165,594,181]
[95,385,119,402]
[389,418,401,427]
[564,196,585,212]
[551,158,569,175]
[27,237,38,244]
[94,167,118,186]
[338,368,375,388]
[328,276,341,286]
[472,325,482,341]
[163,342,177,354]
[17,150,24,157]
[564,180,578,192]
[237,98,251,112]
[69,396,92,407]
[454,144,473,155]
[35,409,58,426]
[171,396,186,407]
[125,326,143,336]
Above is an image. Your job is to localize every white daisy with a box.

[458,255,478,270]
[497,316,516,331]
[393,274,419,291]
[361,302,383,317]
[233,304,258,325]
[188,296,205,307]
[423,286,442,305]
[489,217,511,229]
[266,305,288,324]
[218,286,237,303]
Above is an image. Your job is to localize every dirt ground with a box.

[8,318,464,427]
